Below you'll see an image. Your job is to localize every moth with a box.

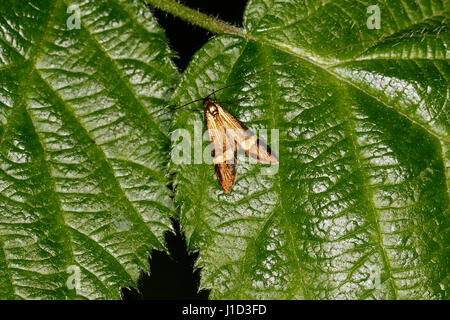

[165,63,294,193]
[201,96,278,193]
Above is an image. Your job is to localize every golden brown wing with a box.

[215,105,279,165]
[214,162,236,193]
[205,105,237,193]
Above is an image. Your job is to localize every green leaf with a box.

[170,1,449,299]
[0,0,178,299]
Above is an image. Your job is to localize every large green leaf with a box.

[170,0,449,299]
[0,0,178,299]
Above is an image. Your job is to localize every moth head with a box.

[204,98,219,115]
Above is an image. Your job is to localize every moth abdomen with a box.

[214,163,236,194]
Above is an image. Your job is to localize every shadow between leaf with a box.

[121,218,210,300]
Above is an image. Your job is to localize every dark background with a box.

[121,0,247,300]
[150,0,248,71]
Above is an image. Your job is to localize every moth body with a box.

[202,97,278,193]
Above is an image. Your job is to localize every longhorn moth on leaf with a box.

[157,62,290,193]
[202,97,278,193]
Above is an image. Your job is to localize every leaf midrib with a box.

[33,61,165,251]
[249,3,447,58]
[242,5,449,143]
[53,0,170,250]
[60,0,169,142]
[0,0,60,299]
[251,37,450,140]
[340,85,398,299]
[1,0,173,298]
[23,104,78,299]
[263,45,308,299]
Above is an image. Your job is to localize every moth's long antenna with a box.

[137,57,301,125]
[203,57,300,99]
[204,80,248,99]
[167,78,253,112]
[131,58,302,128]
[133,102,203,127]
[171,97,204,110]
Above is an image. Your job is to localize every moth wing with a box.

[242,132,279,165]
[214,162,237,194]
[205,108,238,193]
[217,106,279,165]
